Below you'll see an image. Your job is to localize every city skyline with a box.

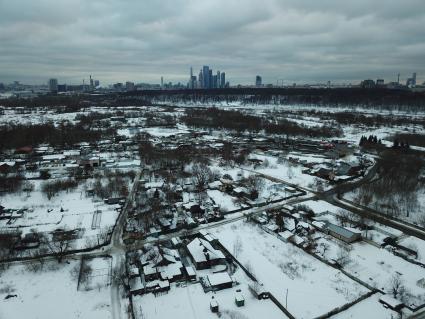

[0,0,424,85]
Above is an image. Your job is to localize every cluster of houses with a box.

[0,139,142,181]
[288,154,372,182]
[127,232,235,297]
[252,204,363,253]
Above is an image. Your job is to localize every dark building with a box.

[220,72,226,88]
[256,75,262,87]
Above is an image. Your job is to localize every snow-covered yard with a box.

[314,235,425,308]
[133,280,286,319]
[207,189,240,212]
[209,220,369,318]
[330,293,405,319]
[0,180,120,249]
[0,259,112,319]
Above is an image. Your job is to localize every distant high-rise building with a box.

[203,66,210,89]
[207,68,211,88]
[255,75,262,87]
[161,76,164,88]
[94,80,100,87]
[89,75,94,90]
[361,79,375,88]
[57,84,67,92]
[188,67,197,89]
[217,71,221,88]
[376,79,385,86]
[212,75,218,88]
[199,70,203,88]
[406,72,417,87]
[126,81,135,91]
[220,72,225,88]
[48,78,58,93]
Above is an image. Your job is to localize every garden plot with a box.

[79,256,112,291]
[314,238,425,308]
[330,293,405,319]
[0,260,112,319]
[207,189,240,212]
[246,154,324,190]
[209,220,369,318]
[133,279,286,319]
[0,180,120,248]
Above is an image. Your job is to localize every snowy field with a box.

[209,220,369,318]
[330,293,404,319]
[133,279,286,319]
[207,189,240,212]
[0,180,120,248]
[313,234,425,308]
[247,154,325,191]
[0,259,112,319]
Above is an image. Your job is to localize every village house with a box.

[207,272,233,290]
[186,237,226,270]
[323,222,362,243]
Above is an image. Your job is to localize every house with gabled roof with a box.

[186,237,225,270]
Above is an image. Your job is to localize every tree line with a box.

[0,122,115,151]
[181,107,342,138]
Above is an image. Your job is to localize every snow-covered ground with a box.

[133,276,286,319]
[207,189,240,212]
[247,154,326,191]
[0,180,120,248]
[209,220,369,318]
[330,293,405,319]
[313,235,425,308]
[0,259,112,319]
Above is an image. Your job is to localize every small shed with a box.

[235,292,245,307]
[379,294,404,311]
[210,298,219,313]
[207,272,233,290]
[185,266,196,281]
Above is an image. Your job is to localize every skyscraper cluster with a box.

[188,66,228,89]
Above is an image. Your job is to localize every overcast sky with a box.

[0,0,424,85]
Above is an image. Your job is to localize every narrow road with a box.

[241,162,425,241]
[109,170,142,319]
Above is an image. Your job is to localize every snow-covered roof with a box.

[326,223,359,239]
[235,293,244,302]
[187,237,225,264]
[208,181,222,189]
[63,150,80,156]
[42,154,65,161]
[379,294,403,308]
[207,272,232,286]
[185,266,196,277]
[278,230,294,240]
[0,161,16,167]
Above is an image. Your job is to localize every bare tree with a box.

[233,236,243,258]
[335,246,351,267]
[389,273,407,301]
[244,175,265,198]
[44,233,72,263]
[191,163,213,191]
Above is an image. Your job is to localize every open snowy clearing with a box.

[133,280,286,319]
[209,220,369,318]
[0,259,112,319]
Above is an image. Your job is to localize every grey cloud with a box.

[0,0,424,85]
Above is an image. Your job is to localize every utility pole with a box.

[286,288,288,309]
